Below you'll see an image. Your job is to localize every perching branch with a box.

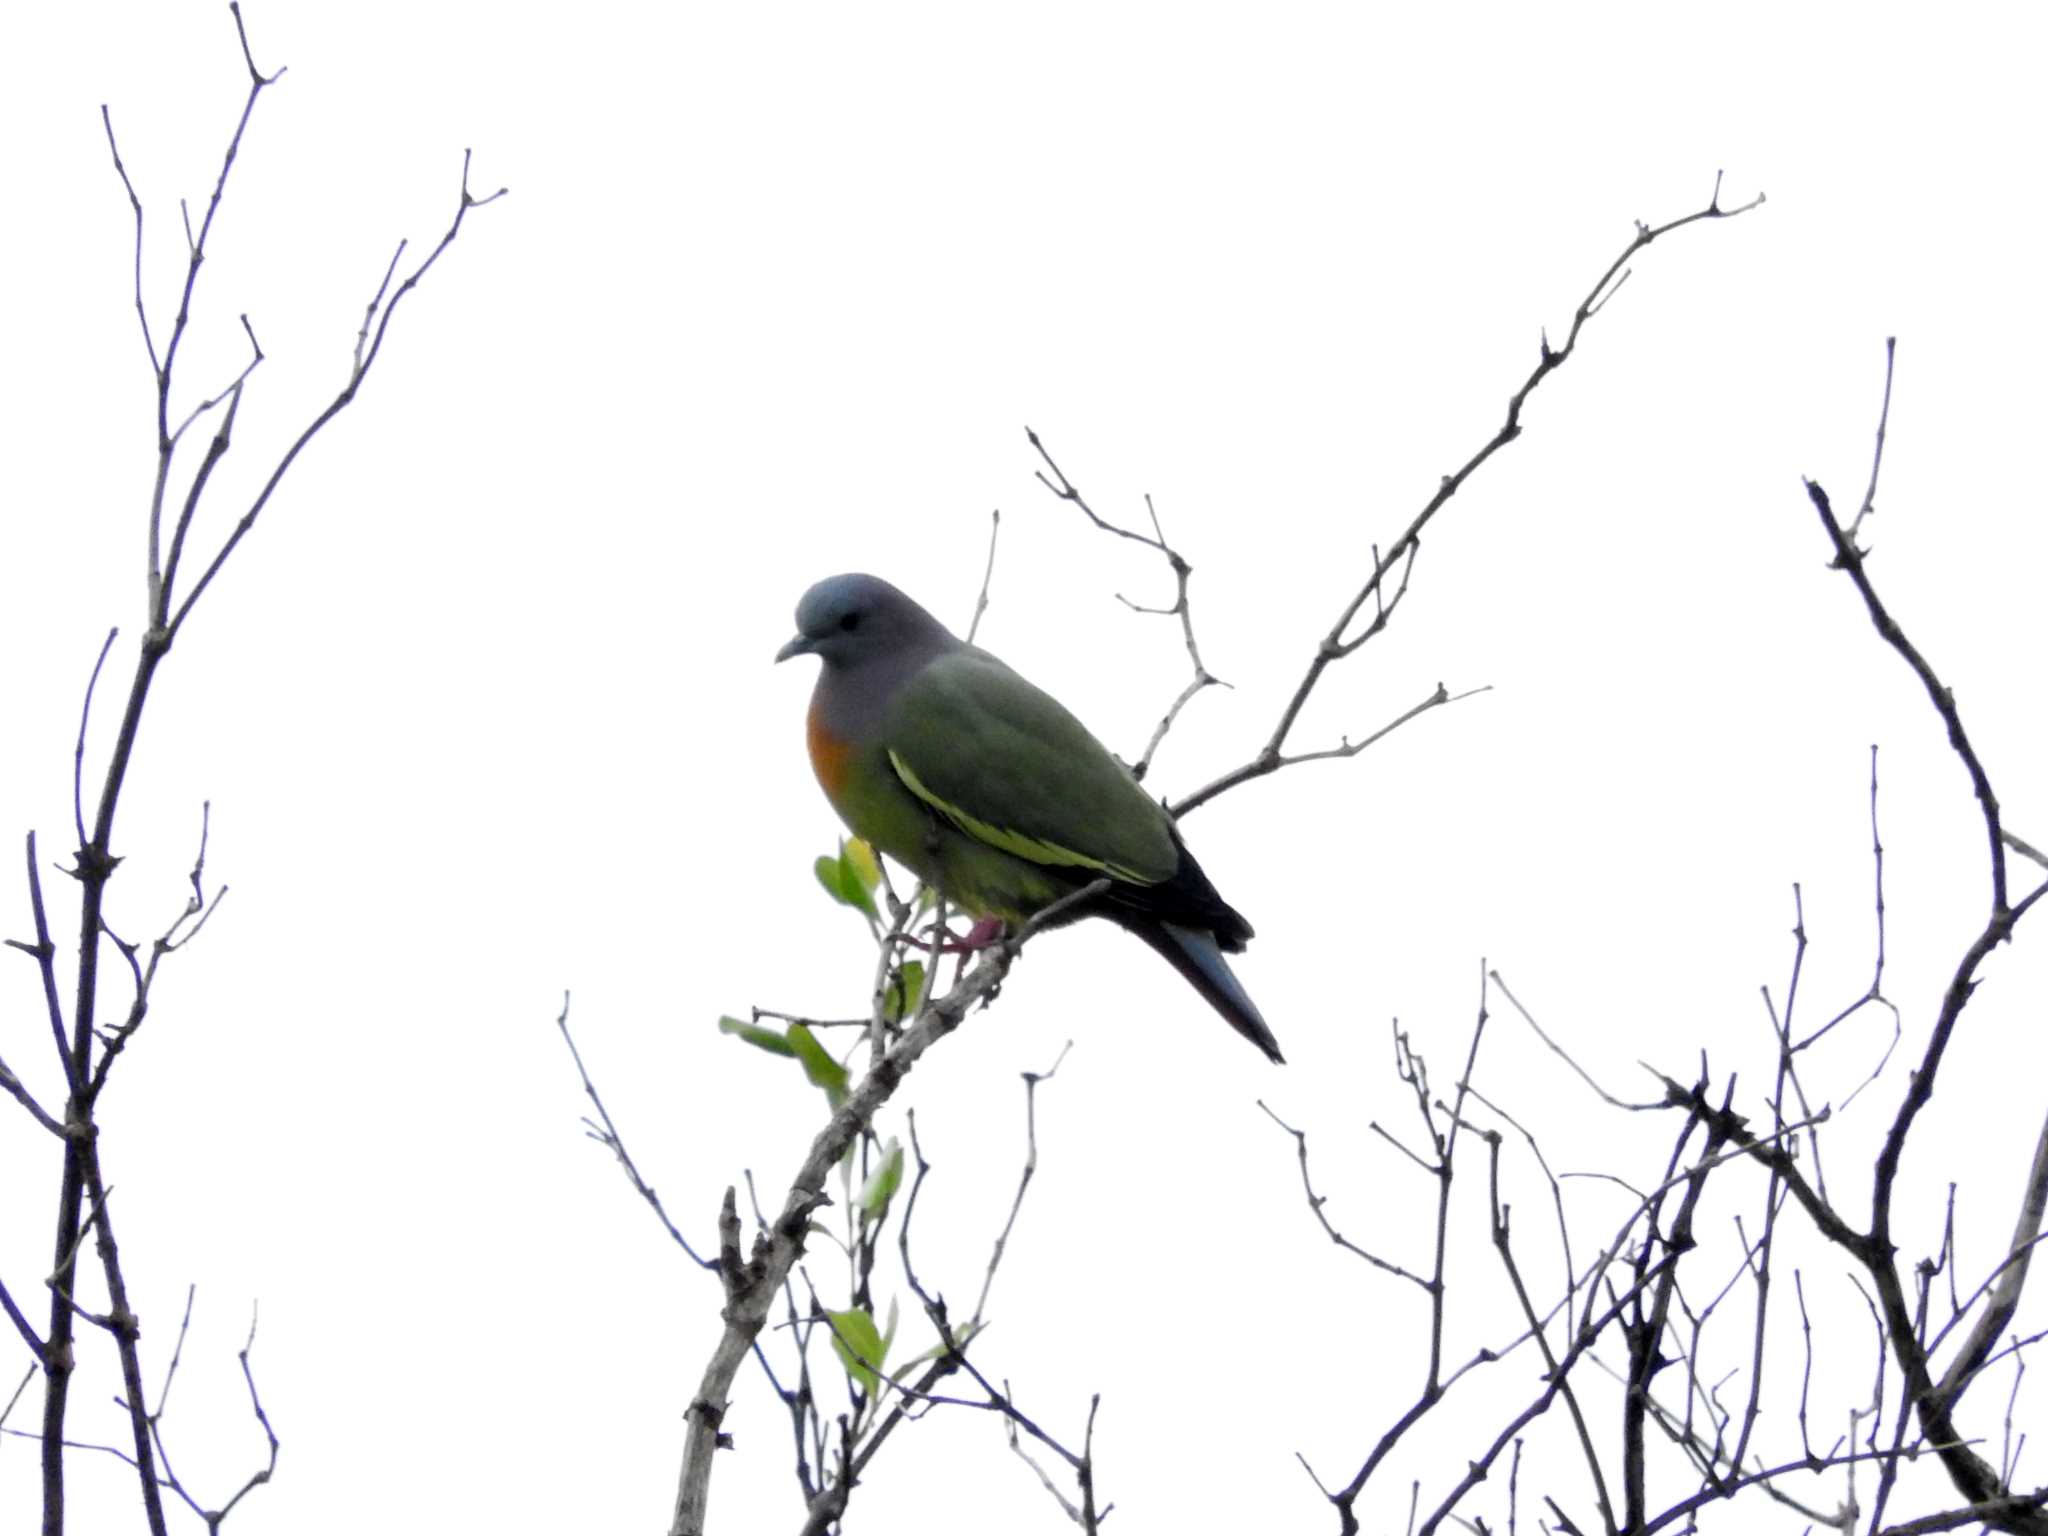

[669,922,1062,1536]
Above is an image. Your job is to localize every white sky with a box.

[3,3,2045,1533]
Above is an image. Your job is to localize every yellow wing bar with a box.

[888,749,1160,886]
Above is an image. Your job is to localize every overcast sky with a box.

[4,4,2045,1533]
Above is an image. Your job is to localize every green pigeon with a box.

[776,572,1283,1063]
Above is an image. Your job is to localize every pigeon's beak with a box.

[774,632,817,664]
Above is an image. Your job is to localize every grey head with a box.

[774,573,958,670]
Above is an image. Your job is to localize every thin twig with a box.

[973,1043,1070,1325]
[166,149,505,639]
[1491,970,1661,1111]
[966,510,1001,645]
[1171,178,1763,818]
[1933,1110,2048,1410]
[1260,1099,1432,1288]
[553,995,715,1270]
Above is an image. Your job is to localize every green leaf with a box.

[826,1306,887,1397]
[883,960,927,1023]
[810,842,881,921]
[844,838,882,896]
[858,1138,905,1222]
[837,842,880,920]
[785,1023,848,1107]
[717,1016,797,1057]
[815,854,851,908]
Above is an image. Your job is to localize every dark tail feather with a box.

[1136,920,1285,1063]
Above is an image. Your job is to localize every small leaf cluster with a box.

[717,839,931,1105]
[814,837,883,921]
[716,841,967,1417]
[716,1016,847,1106]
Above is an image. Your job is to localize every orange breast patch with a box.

[806,692,856,799]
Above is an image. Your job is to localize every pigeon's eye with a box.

[839,612,862,632]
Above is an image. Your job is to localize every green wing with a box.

[884,648,1176,887]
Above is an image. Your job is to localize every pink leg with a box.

[953,915,1005,952]
[910,914,1007,956]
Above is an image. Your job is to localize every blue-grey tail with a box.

[1147,921,1285,1064]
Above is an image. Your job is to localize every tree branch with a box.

[670,927,1050,1536]
[1172,176,1764,818]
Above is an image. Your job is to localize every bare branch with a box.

[1026,442,1229,782]
[802,1059,1056,1530]
[965,509,1001,645]
[91,802,227,1096]
[33,14,502,1527]
[1260,1099,1433,1289]
[7,834,73,1091]
[1491,970,1661,1111]
[1173,178,1763,818]
[70,629,119,852]
[972,1043,1069,1326]
[1848,333,1896,544]
[75,1164,169,1536]
[1934,1110,2048,1410]
[0,1276,46,1367]
[167,149,505,639]
[216,1305,281,1527]
[553,995,716,1270]
[1874,1493,2048,1536]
